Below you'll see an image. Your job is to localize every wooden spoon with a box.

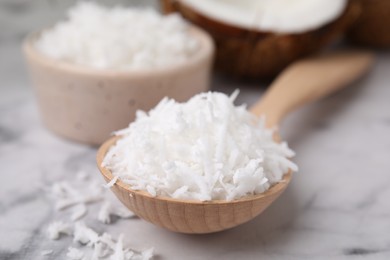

[97,50,374,234]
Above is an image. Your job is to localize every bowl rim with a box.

[96,136,292,206]
[22,25,215,78]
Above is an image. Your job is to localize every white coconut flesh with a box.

[179,0,347,33]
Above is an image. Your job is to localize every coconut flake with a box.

[103,91,297,201]
[92,241,111,259]
[111,205,135,219]
[66,247,85,260]
[55,198,80,211]
[45,216,153,259]
[99,232,116,250]
[73,222,99,246]
[140,248,154,260]
[51,180,104,212]
[110,234,125,260]
[47,221,71,240]
[104,176,119,189]
[98,201,136,224]
[70,204,88,221]
[45,173,152,259]
[35,2,199,70]
[98,201,112,224]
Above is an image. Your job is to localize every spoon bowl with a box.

[97,136,292,234]
[97,50,373,234]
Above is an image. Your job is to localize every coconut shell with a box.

[161,0,360,79]
[347,0,390,48]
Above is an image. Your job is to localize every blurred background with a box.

[1,0,390,259]
[0,0,158,103]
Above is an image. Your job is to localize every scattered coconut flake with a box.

[104,176,119,189]
[66,247,85,260]
[51,180,104,212]
[98,201,112,224]
[46,218,154,259]
[45,172,152,259]
[51,181,83,210]
[99,232,116,250]
[125,251,135,260]
[110,234,125,260]
[41,249,53,256]
[111,205,135,219]
[72,223,154,260]
[82,192,103,204]
[103,91,298,201]
[71,204,88,221]
[73,222,99,246]
[92,241,111,259]
[140,248,154,260]
[47,221,71,240]
[56,198,80,211]
[98,201,136,224]
[35,2,199,70]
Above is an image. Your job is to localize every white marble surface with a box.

[1,1,390,259]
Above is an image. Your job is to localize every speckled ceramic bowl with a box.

[23,26,214,145]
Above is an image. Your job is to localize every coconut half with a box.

[179,0,347,34]
[162,0,360,78]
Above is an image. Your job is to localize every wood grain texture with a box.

[97,136,291,234]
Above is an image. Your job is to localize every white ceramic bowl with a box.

[23,26,214,145]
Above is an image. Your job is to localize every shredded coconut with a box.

[67,247,85,260]
[73,222,99,246]
[51,180,103,211]
[47,221,71,240]
[44,171,150,259]
[111,234,125,260]
[103,91,298,201]
[49,175,136,223]
[98,201,135,224]
[35,2,199,70]
[110,206,135,220]
[98,201,112,224]
[70,222,153,260]
[71,204,88,221]
[104,176,119,189]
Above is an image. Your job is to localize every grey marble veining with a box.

[1,1,390,259]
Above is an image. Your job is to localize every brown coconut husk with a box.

[161,0,361,79]
[347,0,390,48]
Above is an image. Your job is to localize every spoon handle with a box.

[250,50,374,128]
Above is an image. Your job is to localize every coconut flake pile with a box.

[42,171,153,260]
[35,2,199,70]
[102,91,298,201]
[48,221,153,260]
